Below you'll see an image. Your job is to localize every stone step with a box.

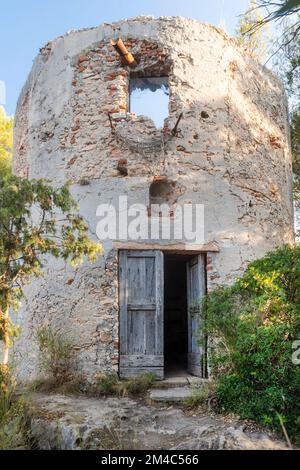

[154,377,190,389]
[154,376,209,389]
[149,386,193,403]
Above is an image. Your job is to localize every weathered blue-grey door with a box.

[119,250,164,379]
[187,255,206,377]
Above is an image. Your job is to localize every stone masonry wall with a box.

[13,16,294,382]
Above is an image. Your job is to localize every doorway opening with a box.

[164,253,194,378]
[118,249,206,380]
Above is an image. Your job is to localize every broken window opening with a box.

[129,77,169,129]
[149,179,177,217]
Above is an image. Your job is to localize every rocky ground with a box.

[27,393,290,450]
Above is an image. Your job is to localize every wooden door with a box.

[119,250,164,379]
[187,255,206,377]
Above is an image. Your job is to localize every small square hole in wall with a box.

[129,77,169,129]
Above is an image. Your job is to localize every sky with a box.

[0,0,250,116]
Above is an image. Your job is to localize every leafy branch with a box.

[0,174,102,365]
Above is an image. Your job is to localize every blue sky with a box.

[0,0,249,116]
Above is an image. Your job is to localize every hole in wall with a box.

[201,111,210,119]
[149,179,178,217]
[129,76,169,128]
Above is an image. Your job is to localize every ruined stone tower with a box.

[13,17,294,381]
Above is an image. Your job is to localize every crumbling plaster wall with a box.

[13,16,294,381]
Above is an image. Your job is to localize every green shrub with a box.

[184,381,216,408]
[117,373,156,397]
[27,375,85,396]
[0,400,32,450]
[0,365,15,422]
[0,366,31,449]
[93,373,120,397]
[37,326,74,385]
[203,244,300,443]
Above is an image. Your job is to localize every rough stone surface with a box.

[150,387,193,402]
[155,376,205,388]
[28,393,290,450]
[12,16,295,382]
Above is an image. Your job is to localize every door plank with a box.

[120,355,164,367]
[121,367,164,380]
[119,250,164,379]
[187,254,206,377]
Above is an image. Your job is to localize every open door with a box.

[119,250,164,379]
[187,255,206,377]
